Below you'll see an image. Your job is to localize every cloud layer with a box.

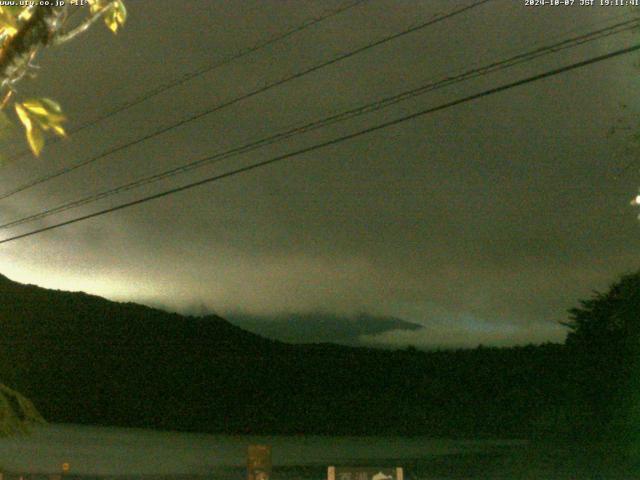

[0,1,638,347]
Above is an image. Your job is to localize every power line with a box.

[0,0,491,201]
[1,17,637,231]
[3,0,369,162]
[2,41,638,246]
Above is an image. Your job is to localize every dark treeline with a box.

[0,271,636,441]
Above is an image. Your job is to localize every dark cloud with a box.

[0,0,638,347]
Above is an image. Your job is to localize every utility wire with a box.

[1,42,638,245]
[1,18,637,231]
[3,0,369,160]
[0,0,491,201]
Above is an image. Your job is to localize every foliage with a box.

[0,7,22,37]
[15,98,66,156]
[564,270,640,350]
[88,0,126,33]
[0,1,126,156]
[562,270,640,444]
[0,2,126,436]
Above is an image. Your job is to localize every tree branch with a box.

[53,4,112,46]
[0,6,66,95]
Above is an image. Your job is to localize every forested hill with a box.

[0,272,281,353]
[0,273,575,437]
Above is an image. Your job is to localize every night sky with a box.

[0,0,638,348]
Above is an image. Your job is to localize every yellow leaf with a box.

[86,1,127,33]
[16,104,43,156]
[14,104,32,132]
[87,0,105,14]
[43,113,66,124]
[51,124,66,137]
[0,7,18,37]
[23,98,63,115]
[15,99,67,156]
[105,14,117,33]
[0,25,17,37]
[26,125,44,156]
[105,0,126,33]
[0,6,29,32]
[114,1,127,25]
[17,8,32,22]
[22,99,65,122]
[21,101,49,116]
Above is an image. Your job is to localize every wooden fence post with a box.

[247,445,272,480]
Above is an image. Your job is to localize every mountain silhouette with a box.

[0,273,570,437]
[225,313,423,346]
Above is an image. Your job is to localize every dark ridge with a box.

[0,272,590,439]
[225,313,424,346]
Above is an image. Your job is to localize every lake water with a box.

[0,424,519,476]
[0,424,633,479]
